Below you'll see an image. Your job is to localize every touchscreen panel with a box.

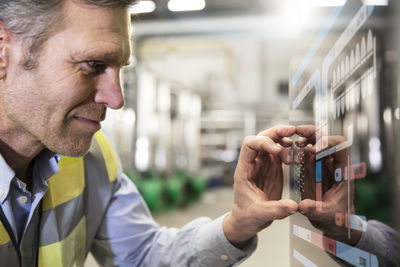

[289,2,400,266]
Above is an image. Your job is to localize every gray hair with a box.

[0,0,137,70]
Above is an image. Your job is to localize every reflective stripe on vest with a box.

[42,156,85,211]
[36,130,119,267]
[38,217,86,267]
[94,131,119,182]
[0,221,10,245]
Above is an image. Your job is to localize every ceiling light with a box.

[310,0,346,6]
[168,0,206,12]
[362,0,388,5]
[129,1,156,14]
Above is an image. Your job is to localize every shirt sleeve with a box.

[90,173,257,267]
[354,220,400,267]
[329,220,400,267]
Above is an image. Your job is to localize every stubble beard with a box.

[41,124,94,157]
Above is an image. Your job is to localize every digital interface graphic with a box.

[288,1,400,266]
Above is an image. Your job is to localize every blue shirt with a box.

[0,150,257,266]
[0,150,59,244]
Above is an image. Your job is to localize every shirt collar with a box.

[0,153,16,204]
[32,150,60,187]
[0,150,61,203]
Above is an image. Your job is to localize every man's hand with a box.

[295,125,362,246]
[223,125,298,246]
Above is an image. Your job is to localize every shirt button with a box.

[19,196,28,204]
[0,189,3,196]
[220,254,229,261]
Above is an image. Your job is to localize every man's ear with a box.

[0,22,10,80]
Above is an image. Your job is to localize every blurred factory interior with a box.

[86,0,330,266]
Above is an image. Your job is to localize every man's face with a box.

[1,0,131,156]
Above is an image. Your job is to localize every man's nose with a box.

[94,68,124,109]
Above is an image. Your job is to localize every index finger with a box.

[239,135,282,164]
[257,125,296,143]
[296,125,316,139]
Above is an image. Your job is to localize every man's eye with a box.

[84,61,107,74]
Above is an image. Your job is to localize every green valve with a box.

[165,178,184,207]
[185,176,206,203]
[141,179,164,212]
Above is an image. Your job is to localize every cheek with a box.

[3,74,42,113]
[0,79,52,136]
[61,72,95,103]
[44,72,95,110]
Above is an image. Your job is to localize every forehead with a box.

[58,0,131,64]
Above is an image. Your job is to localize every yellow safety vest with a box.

[0,131,120,267]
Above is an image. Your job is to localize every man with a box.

[0,0,298,266]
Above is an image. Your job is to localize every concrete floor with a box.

[85,187,290,266]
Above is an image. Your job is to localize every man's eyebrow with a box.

[97,52,131,67]
[74,51,131,66]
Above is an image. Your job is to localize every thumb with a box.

[298,199,317,217]
[260,199,298,221]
